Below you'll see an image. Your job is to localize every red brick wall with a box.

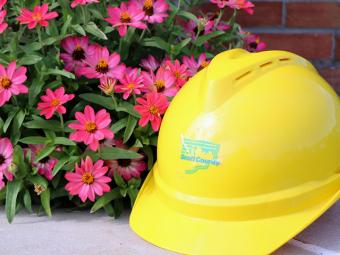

[201,0,340,94]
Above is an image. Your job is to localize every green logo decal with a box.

[180,138,220,174]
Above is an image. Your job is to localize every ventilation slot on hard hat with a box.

[235,71,252,81]
[259,61,273,68]
[279,57,290,62]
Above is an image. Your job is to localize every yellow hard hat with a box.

[130,49,340,255]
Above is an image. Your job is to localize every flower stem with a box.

[98,144,101,158]
[214,9,225,29]
[59,113,65,136]
[80,6,87,25]
[111,94,118,109]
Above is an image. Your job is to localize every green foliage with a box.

[0,0,249,222]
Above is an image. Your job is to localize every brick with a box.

[336,35,340,61]
[319,67,340,94]
[287,3,340,28]
[258,33,333,60]
[194,2,282,27]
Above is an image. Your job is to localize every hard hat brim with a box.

[130,164,339,255]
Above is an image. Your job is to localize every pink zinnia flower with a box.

[244,34,266,52]
[105,2,147,37]
[0,0,6,10]
[103,139,147,181]
[0,137,13,189]
[69,105,114,151]
[71,0,99,8]
[37,87,75,119]
[0,10,7,33]
[79,45,125,80]
[134,92,169,131]
[115,68,146,100]
[60,36,89,77]
[141,67,177,97]
[24,144,58,181]
[164,60,189,88]
[182,53,210,76]
[227,0,254,14]
[210,0,228,8]
[132,0,169,24]
[16,4,59,29]
[0,61,28,107]
[106,157,147,181]
[140,55,160,72]
[65,156,111,202]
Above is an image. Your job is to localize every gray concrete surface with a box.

[0,202,339,255]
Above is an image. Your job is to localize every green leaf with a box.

[90,187,120,213]
[173,38,191,55]
[84,22,108,40]
[123,115,137,143]
[177,10,199,24]
[29,78,44,106]
[193,31,225,47]
[5,180,22,223]
[24,119,63,132]
[61,15,72,35]
[89,8,104,19]
[19,42,42,53]
[10,110,25,145]
[79,93,115,110]
[3,108,19,133]
[19,136,49,145]
[34,145,56,163]
[52,157,69,176]
[119,27,135,61]
[13,145,28,179]
[45,69,75,79]
[103,203,115,217]
[72,24,86,36]
[101,147,142,160]
[110,117,128,133]
[114,170,126,188]
[127,187,139,207]
[53,137,76,146]
[143,145,154,170]
[18,55,42,65]
[26,175,48,189]
[23,189,33,213]
[116,101,140,118]
[41,188,52,217]
[141,37,170,53]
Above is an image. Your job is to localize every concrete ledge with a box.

[0,202,338,255]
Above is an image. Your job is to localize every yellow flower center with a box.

[95,59,109,74]
[154,79,165,92]
[82,172,94,185]
[0,77,11,89]
[174,71,181,78]
[127,83,135,89]
[149,105,159,115]
[143,0,154,16]
[50,98,60,107]
[32,12,42,21]
[85,121,97,133]
[198,61,209,71]
[120,12,131,23]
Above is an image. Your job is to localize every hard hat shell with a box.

[130,49,340,255]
